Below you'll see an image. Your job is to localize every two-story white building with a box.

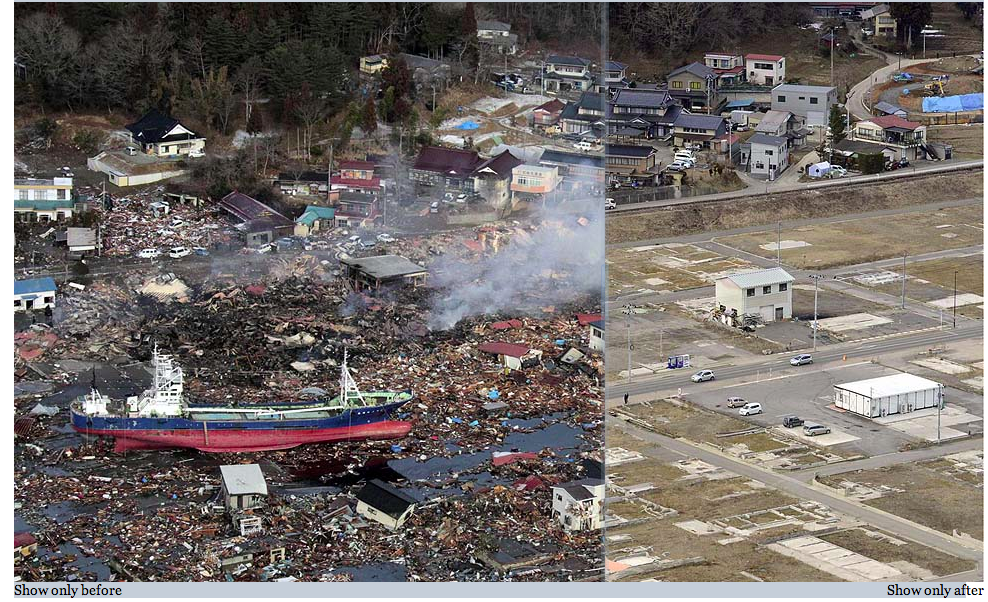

[849,115,928,161]
[551,479,604,532]
[745,54,786,86]
[543,55,594,93]
[588,319,604,352]
[14,177,75,222]
[746,133,790,178]
[476,20,518,55]
[715,267,794,323]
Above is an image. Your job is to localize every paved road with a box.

[614,420,984,566]
[607,321,982,399]
[608,160,983,213]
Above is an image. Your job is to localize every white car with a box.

[828,165,848,178]
[168,246,191,259]
[188,149,205,158]
[456,193,468,203]
[376,234,396,243]
[136,248,161,259]
[605,198,617,210]
[347,235,361,244]
[674,151,696,162]
[790,354,813,366]
[739,402,763,416]
[691,370,715,383]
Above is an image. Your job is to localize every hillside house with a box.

[746,133,790,178]
[849,115,928,161]
[474,150,524,210]
[745,54,787,86]
[607,88,683,140]
[605,144,658,186]
[665,62,719,111]
[672,113,728,149]
[704,53,745,86]
[544,55,594,93]
[411,146,483,189]
[126,109,205,157]
[559,91,605,135]
[477,20,518,55]
[771,84,837,126]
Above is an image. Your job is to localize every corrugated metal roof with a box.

[15,277,56,296]
[772,84,836,94]
[721,268,794,289]
[835,373,942,399]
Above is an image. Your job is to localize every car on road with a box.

[790,354,813,366]
[430,201,440,213]
[691,370,715,383]
[782,415,804,428]
[456,193,468,203]
[674,151,696,163]
[376,233,396,243]
[136,248,161,259]
[739,402,763,416]
[803,423,832,437]
[726,396,747,408]
[605,198,616,210]
[168,246,192,259]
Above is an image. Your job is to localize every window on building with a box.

[777,95,786,103]
[690,81,702,90]
[671,81,683,89]
[779,283,788,292]
[765,150,774,156]
[763,285,772,294]
[810,97,819,105]
[57,189,66,199]
[746,288,755,297]
[14,300,21,307]
[18,190,27,200]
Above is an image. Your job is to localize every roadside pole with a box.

[810,274,823,351]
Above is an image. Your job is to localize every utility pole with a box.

[952,271,957,327]
[622,303,636,385]
[777,221,782,266]
[830,27,835,87]
[900,253,906,309]
[326,142,334,204]
[810,274,823,351]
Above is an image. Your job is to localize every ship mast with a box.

[339,348,367,407]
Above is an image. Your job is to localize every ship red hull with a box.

[75,421,413,453]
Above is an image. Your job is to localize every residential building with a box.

[600,60,629,91]
[543,55,594,93]
[862,4,897,38]
[665,62,719,111]
[15,534,38,561]
[607,88,683,140]
[355,479,417,530]
[849,115,928,161]
[14,277,56,312]
[704,53,745,86]
[476,20,518,55]
[746,133,790,177]
[770,84,837,126]
[605,144,658,186]
[745,54,787,86]
[474,150,524,210]
[277,171,329,196]
[398,53,451,94]
[588,319,604,352]
[57,227,98,254]
[333,192,379,228]
[220,464,268,513]
[538,149,605,191]
[873,101,908,118]
[410,146,482,189]
[15,176,75,222]
[478,342,544,371]
[551,479,604,532]
[715,267,794,323]
[559,91,605,135]
[532,99,566,130]
[340,160,375,181]
[810,3,877,18]
[293,205,335,237]
[672,113,728,149]
[125,109,205,157]
[510,164,561,202]
[753,110,808,148]
[359,54,387,75]
[218,192,294,247]
[831,138,899,165]
[339,255,428,291]
[87,150,187,187]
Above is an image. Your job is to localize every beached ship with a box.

[70,347,413,453]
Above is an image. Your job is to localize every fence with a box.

[910,111,984,126]
[615,184,729,206]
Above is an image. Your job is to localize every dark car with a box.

[782,415,804,428]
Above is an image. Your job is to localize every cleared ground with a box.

[820,462,984,541]
[819,528,977,578]
[714,204,983,269]
[606,172,983,245]
[928,124,985,159]
[607,243,757,297]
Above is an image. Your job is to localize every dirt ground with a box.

[606,172,983,245]
[712,203,983,269]
[928,124,985,159]
[606,242,758,297]
[820,528,977,577]
[820,463,983,540]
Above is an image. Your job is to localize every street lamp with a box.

[809,274,824,351]
[952,271,958,328]
[622,303,637,385]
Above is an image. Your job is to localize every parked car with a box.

[828,165,847,178]
[674,151,696,163]
[739,402,763,416]
[605,198,617,210]
[136,248,161,259]
[192,247,210,257]
[691,370,715,383]
[359,239,377,249]
[168,246,192,259]
[803,424,832,437]
[726,396,747,408]
[574,140,596,152]
[376,233,396,243]
[188,149,205,158]
[782,415,804,428]
[347,235,361,244]
[790,354,813,366]
[456,193,468,203]
[430,201,440,213]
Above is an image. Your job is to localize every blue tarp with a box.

[455,120,480,130]
[923,93,984,113]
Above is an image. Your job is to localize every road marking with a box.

[718,362,873,389]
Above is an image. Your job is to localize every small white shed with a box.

[834,373,944,418]
[807,161,831,178]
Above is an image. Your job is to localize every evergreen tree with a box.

[829,104,848,144]
[362,95,378,134]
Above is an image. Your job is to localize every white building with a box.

[355,479,417,531]
[551,479,604,532]
[588,319,604,352]
[747,133,789,178]
[15,176,72,202]
[220,464,268,513]
[715,267,794,323]
[834,373,944,418]
[14,277,56,312]
[745,54,786,86]
[476,20,518,55]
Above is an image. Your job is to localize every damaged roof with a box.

[356,479,416,518]
[478,342,532,358]
[219,464,268,496]
[412,146,483,176]
[340,255,427,279]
